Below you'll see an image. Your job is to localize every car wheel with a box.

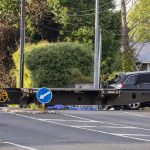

[124,102,141,110]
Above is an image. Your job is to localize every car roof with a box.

[124,71,150,75]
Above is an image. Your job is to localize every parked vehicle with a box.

[103,71,150,110]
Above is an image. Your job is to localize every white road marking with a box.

[1,141,37,150]
[40,119,96,122]
[97,126,136,129]
[123,112,150,119]
[76,127,150,142]
[58,113,95,121]
[7,112,150,142]
[71,126,136,129]
[71,126,97,128]
[117,134,150,137]
[60,113,150,131]
[60,113,127,126]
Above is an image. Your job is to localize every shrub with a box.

[13,41,93,88]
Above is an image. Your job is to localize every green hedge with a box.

[13,41,93,88]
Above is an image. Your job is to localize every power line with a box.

[68,8,116,17]
[42,1,122,18]
[125,0,132,5]
[28,9,119,30]
[24,1,123,44]
[68,13,95,17]
[127,0,150,30]
[134,0,150,15]
[38,23,71,33]
[126,0,139,23]
[67,1,118,13]
[129,17,149,33]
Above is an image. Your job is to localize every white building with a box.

[134,42,150,71]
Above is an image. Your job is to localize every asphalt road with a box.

[0,109,150,150]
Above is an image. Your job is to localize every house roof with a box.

[134,42,150,63]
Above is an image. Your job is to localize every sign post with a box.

[36,87,53,112]
[42,103,45,113]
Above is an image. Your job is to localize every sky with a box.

[115,0,133,11]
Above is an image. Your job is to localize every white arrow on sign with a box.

[39,91,51,99]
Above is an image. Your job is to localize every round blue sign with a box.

[36,87,53,104]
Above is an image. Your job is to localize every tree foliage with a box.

[0,0,19,24]
[128,0,150,42]
[13,42,93,88]
[46,0,122,74]
[123,51,136,72]
[1,0,122,87]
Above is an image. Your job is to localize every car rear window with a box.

[136,74,150,83]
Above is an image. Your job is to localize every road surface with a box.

[0,109,150,150]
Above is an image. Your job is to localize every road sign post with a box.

[42,103,45,113]
[36,87,53,112]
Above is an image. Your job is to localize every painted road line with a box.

[71,126,97,128]
[77,127,150,142]
[57,113,99,122]
[59,113,150,131]
[40,119,97,122]
[123,112,150,119]
[1,141,37,150]
[117,134,150,136]
[7,112,150,142]
[97,126,136,129]
[60,113,128,126]
[71,126,135,129]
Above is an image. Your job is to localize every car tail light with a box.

[116,83,125,89]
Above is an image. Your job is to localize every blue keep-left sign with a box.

[36,87,53,104]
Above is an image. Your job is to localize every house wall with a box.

[147,64,150,71]
[140,64,150,71]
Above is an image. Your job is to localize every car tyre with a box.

[124,102,141,110]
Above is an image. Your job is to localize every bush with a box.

[28,103,40,110]
[13,41,93,88]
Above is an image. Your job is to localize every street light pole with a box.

[94,0,101,89]
[19,0,25,88]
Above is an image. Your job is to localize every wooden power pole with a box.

[121,0,130,53]
[19,0,25,88]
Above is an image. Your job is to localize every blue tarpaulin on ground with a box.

[47,105,97,111]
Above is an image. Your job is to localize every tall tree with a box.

[0,0,20,87]
[0,0,60,87]
[46,0,122,74]
[120,0,135,72]
[128,0,150,42]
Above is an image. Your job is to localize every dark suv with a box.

[104,71,150,110]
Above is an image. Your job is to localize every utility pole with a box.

[98,27,102,88]
[121,0,130,53]
[19,0,25,88]
[94,0,101,89]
